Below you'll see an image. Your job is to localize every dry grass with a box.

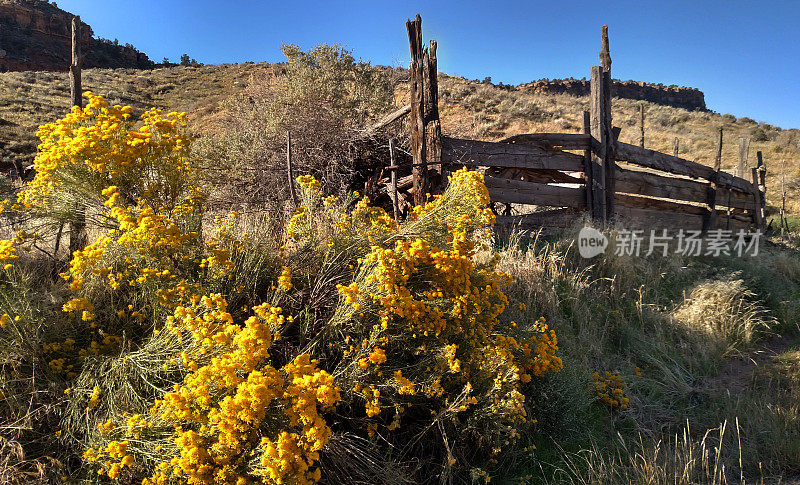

[489,222,800,483]
[673,277,776,355]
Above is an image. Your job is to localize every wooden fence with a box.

[388,15,767,233]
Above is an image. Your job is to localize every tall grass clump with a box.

[673,277,775,355]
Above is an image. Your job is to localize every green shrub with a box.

[197,44,394,210]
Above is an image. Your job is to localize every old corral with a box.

[380,15,766,234]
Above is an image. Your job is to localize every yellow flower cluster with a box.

[87,386,102,410]
[287,175,397,252]
[592,370,629,411]
[368,347,386,365]
[42,336,122,378]
[83,439,134,479]
[0,238,18,268]
[393,370,416,395]
[62,297,95,322]
[278,266,293,290]
[515,317,563,381]
[145,299,340,485]
[296,175,321,193]
[445,344,461,373]
[0,233,26,271]
[18,92,192,212]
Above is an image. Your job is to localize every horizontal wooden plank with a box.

[615,193,707,215]
[485,176,585,208]
[485,167,585,185]
[614,168,756,211]
[615,141,753,193]
[495,208,584,230]
[614,206,704,231]
[442,136,585,172]
[378,174,412,195]
[715,187,757,211]
[614,206,752,231]
[614,168,707,205]
[500,133,591,150]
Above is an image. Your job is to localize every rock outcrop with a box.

[517,78,706,111]
[0,0,153,72]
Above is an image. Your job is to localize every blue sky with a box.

[56,0,800,129]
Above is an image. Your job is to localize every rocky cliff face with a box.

[517,78,706,111]
[0,0,153,71]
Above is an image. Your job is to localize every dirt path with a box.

[709,331,799,396]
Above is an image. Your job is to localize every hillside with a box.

[518,77,706,111]
[1,63,798,216]
[0,0,153,71]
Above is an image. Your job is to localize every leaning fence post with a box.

[406,15,427,207]
[389,139,400,223]
[702,127,722,233]
[68,15,87,256]
[286,131,298,206]
[69,16,83,109]
[781,158,787,235]
[601,26,615,221]
[781,158,789,235]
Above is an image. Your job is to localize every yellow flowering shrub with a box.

[592,370,629,411]
[286,169,563,476]
[18,92,195,215]
[0,94,333,484]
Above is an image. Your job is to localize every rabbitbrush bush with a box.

[0,94,563,484]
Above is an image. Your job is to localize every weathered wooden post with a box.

[69,16,83,109]
[750,167,764,230]
[389,139,400,223]
[582,110,594,216]
[405,15,442,206]
[639,104,645,148]
[589,25,614,222]
[737,137,750,178]
[424,40,442,178]
[673,137,679,157]
[757,151,767,230]
[702,127,722,233]
[286,131,298,206]
[781,158,787,235]
[406,15,427,207]
[68,15,87,255]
